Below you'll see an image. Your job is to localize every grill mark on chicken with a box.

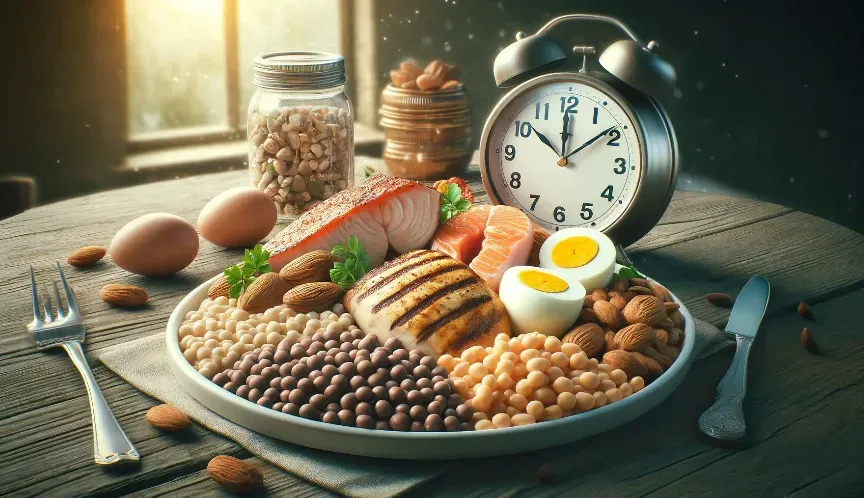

[371,262,467,314]
[416,295,493,343]
[448,310,500,352]
[390,276,481,330]
[356,252,451,303]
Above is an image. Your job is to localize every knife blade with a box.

[698,276,770,441]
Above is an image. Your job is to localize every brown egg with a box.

[197,187,277,248]
[109,213,198,276]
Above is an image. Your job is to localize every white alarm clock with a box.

[480,14,679,248]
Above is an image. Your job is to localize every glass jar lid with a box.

[253,51,346,90]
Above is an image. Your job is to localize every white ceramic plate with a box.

[167,274,696,460]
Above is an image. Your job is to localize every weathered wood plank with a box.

[403,288,864,497]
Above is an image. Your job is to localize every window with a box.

[125,0,343,149]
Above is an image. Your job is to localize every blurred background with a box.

[1,0,861,233]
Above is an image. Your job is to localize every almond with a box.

[401,80,419,89]
[632,351,664,377]
[416,73,443,91]
[238,273,288,313]
[622,295,667,326]
[798,301,813,320]
[146,404,191,431]
[622,291,637,302]
[629,277,649,287]
[801,327,822,355]
[562,323,605,358]
[591,288,609,302]
[627,285,654,295]
[528,227,549,266]
[390,69,408,86]
[582,295,595,309]
[400,61,423,80]
[610,278,629,294]
[278,250,337,287]
[614,323,655,351]
[664,301,680,312]
[207,455,263,492]
[424,59,447,79]
[602,350,647,378]
[579,307,601,325]
[669,309,685,329]
[604,330,617,352]
[100,284,148,307]
[706,292,733,307]
[657,316,675,331]
[652,338,679,359]
[67,245,107,267]
[593,300,624,330]
[648,281,671,302]
[444,63,461,80]
[610,294,628,311]
[282,282,343,313]
[207,275,230,300]
[441,80,460,90]
[668,328,683,346]
[642,346,673,368]
[655,328,669,344]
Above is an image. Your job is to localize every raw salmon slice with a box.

[430,205,491,264]
[469,205,533,293]
[263,175,440,271]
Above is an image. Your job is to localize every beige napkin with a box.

[98,318,731,498]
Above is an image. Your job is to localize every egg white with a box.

[538,227,617,293]
[498,266,586,337]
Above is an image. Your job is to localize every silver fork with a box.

[28,263,139,465]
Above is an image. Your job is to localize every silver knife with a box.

[698,276,770,441]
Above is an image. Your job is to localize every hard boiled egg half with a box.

[539,227,617,293]
[499,266,585,337]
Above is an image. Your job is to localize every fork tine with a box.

[42,290,54,323]
[56,262,80,315]
[51,281,65,319]
[29,265,42,325]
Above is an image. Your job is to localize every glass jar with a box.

[247,52,354,216]
[379,84,472,180]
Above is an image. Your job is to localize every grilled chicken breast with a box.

[344,249,511,357]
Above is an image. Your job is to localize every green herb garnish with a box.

[224,244,272,298]
[439,183,472,224]
[330,235,370,290]
[614,264,645,280]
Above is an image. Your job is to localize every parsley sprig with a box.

[330,235,370,291]
[614,264,645,280]
[223,244,272,298]
[439,183,472,224]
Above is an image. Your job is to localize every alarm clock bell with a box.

[493,14,676,98]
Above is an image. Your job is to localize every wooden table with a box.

[1,158,863,497]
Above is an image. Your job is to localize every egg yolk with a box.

[551,236,599,268]
[518,270,569,293]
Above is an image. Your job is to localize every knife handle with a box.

[698,335,752,441]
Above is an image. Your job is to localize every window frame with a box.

[125,0,356,154]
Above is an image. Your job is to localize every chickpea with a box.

[606,388,623,403]
[561,342,580,356]
[575,391,595,411]
[453,378,470,398]
[495,332,510,343]
[547,367,564,382]
[438,354,454,369]
[252,332,267,348]
[206,318,220,332]
[196,347,212,360]
[452,362,470,377]
[544,405,563,420]
[557,391,577,411]
[527,370,549,389]
[325,322,342,334]
[619,382,634,398]
[520,348,540,363]
[513,363,529,379]
[497,373,514,390]
[467,345,486,361]
[508,338,524,354]
[483,354,498,372]
[495,358,515,376]
[579,371,600,390]
[183,348,197,364]
[204,338,220,349]
[593,391,608,408]
[515,379,533,398]
[521,333,542,350]
[180,335,195,349]
[630,376,645,392]
[214,296,229,305]
[218,329,233,341]
[481,374,498,390]
[461,349,478,364]
[500,352,519,364]
[178,325,193,338]
[599,379,617,392]
[238,333,253,344]
[505,406,521,417]
[493,388,507,402]
[492,340,509,356]
[552,376,574,394]
[192,321,206,337]
[266,331,283,345]
[469,363,489,381]
[511,413,536,426]
[472,412,489,422]
[544,336,562,353]
[598,372,610,382]
[569,369,585,379]
[472,384,493,412]
[212,347,225,358]
[549,351,569,370]
[475,419,494,430]
[533,387,557,406]
[256,323,268,334]
[525,357,550,373]
[285,330,300,342]
[597,363,612,373]
[509,393,529,411]
[489,400,506,416]
[526,400,545,420]
[294,314,309,326]
[609,369,628,386]
[587,358,600,370]
[569,351,588,370]
[492,413,512,428]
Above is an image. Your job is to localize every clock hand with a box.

[565,125,617,159]
[559,111,571,156]
[529,124,560,156]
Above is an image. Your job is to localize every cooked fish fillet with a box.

[263,174,440,271]
[344,249,511,357]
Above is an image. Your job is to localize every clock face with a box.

[484,77,643,234]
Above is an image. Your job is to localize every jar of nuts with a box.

[247,52,354,216]
[379,61,472,180]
